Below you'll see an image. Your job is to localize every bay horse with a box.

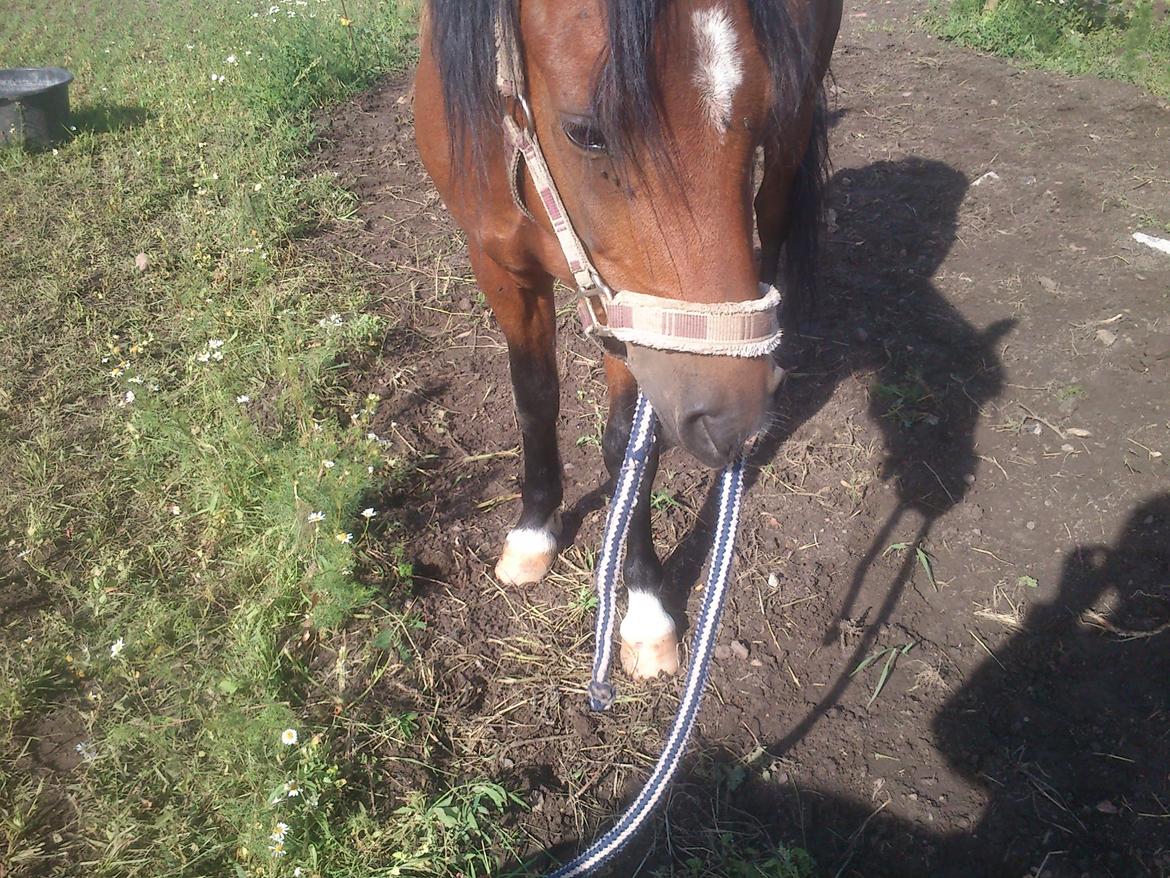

[414,0,842,680]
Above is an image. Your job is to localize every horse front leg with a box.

[602,355,680,679]
[470,245,563,586]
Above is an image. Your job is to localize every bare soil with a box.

[307,2,1170,875]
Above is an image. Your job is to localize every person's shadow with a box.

[931,493,1170,878]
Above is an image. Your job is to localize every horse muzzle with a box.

[625,345,784,468]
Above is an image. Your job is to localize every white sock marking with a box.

[504,523,558,557]
[621,590,676,643]
[692,6,744,133]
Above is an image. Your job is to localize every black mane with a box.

[427,0,828,310]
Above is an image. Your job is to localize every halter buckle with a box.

[516,93,534,133]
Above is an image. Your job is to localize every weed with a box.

[852,642,917,707]
[883,541,939,590]
[666,833,817,878]
[650,489,682,511]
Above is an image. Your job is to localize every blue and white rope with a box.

[586,393,658,712]
[549,393,747,878]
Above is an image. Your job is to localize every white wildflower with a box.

[226,54,238,65]
[281,728,298,746]
[322,460,335,469]
[360,508,376,519]
[335,532,352,544]
[110,638,125,658]
[307,511,325,524]
[236,394,251,404]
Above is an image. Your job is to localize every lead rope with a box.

[547,393,747,878]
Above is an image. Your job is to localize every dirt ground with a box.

[306,1,1170,875]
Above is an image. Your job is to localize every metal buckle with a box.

[587,269,615,302]
[516,93,534,133]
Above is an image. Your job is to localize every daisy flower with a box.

[307,511,325,524]
[335,532,352,544]
[280,728,298,746]
[360,508,376,519]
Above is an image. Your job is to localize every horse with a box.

[413,0,842,680]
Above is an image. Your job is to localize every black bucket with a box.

[0,67,74,149]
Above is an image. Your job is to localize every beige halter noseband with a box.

[495,22,784,359]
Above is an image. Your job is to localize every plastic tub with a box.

[0,67,74,148]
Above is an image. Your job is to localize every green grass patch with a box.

[1,2,522,875]
[928,0,1170,98]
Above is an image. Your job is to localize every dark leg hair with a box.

[469,243,562,582]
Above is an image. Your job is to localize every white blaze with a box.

[692,6,744,132]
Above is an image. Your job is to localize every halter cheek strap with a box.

[495,26,783,359]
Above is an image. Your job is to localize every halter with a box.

[496,24,784,359]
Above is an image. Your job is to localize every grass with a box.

[928,0,1170,98]
[1,2,824,876]
[0,1,524,875]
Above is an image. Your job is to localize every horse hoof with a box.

[620,634,681,679]
[494,527,558,585]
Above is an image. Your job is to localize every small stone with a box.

[1096,329,1117,346]
[1061,443,1075,453]
[730,640,750,660]
[714,644,731,661]
[1026,521,1036,530]
[767,572,780,589]
[134,252,149,272]
[1038,276,1058,293]
[750,658,763,667]
[1096,800,1119,814]
[963,473,976,485]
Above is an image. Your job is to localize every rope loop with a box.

[547,393,747,877]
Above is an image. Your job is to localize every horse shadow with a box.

[665,156,1013,669]
[504,494,1170,877]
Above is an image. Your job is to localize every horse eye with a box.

[562,119,608,153]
